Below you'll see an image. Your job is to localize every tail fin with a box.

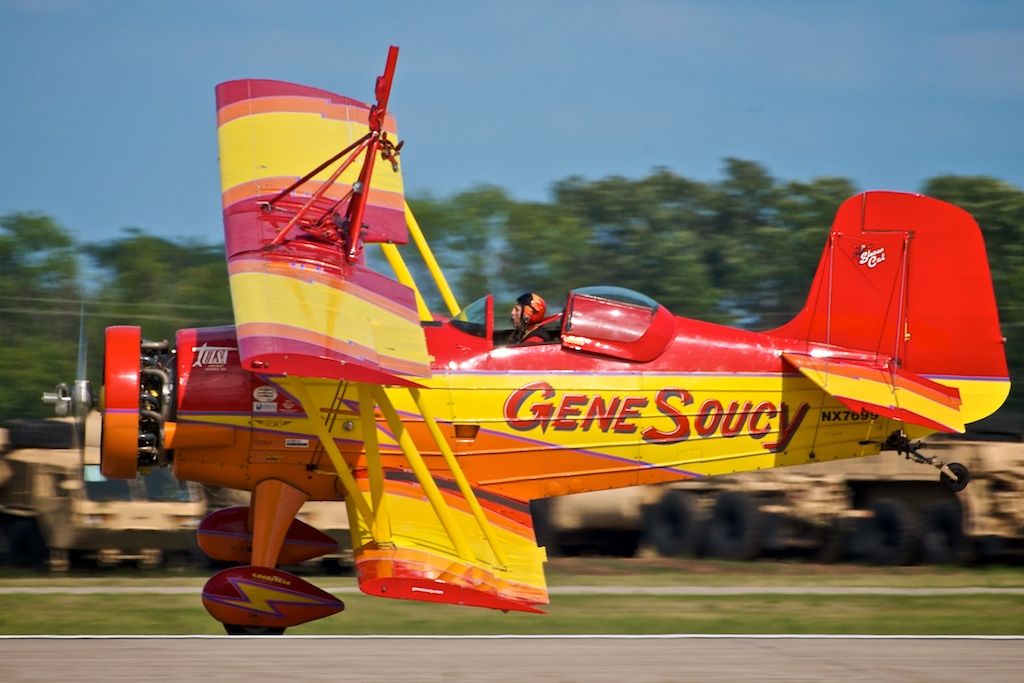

[770,191,1009,428]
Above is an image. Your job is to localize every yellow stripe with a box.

[218,112,404,196]
[229,271,430,367]
[791,362,964,432]
[354,483,547,589]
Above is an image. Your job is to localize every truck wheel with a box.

[5,518,47,569]
[858,498,922,565]
[644,490,701,557]
[922,500,967,564]
[3,420,75,449]
[817,518,850,564]
[529,499,562,556]
[705,492,762,561]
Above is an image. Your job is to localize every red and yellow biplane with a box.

[88,46,1008,633]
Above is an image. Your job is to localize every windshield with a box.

[450,295,489,337]
[572,285,661,311]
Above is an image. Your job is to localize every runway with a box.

[1,635,1021,682]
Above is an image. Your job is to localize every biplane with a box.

[63,46,1010,634]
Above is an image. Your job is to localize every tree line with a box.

[2,159,1022,420]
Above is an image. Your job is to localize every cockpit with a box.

[447,285,676,362]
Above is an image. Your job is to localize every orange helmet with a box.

[514,292,547,327]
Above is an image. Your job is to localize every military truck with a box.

[0,414,205,570]
[531,437,1024,565]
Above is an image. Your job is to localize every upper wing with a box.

[783,352,964,433]
[215,79,430,384]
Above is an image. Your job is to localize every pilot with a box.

[510,292,552,344]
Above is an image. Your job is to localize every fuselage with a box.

[164,298,1006,504]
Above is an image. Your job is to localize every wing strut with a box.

[283,378,375,523]
[407,387,510,569]
[368,384,476,562]
[404,203,461,317]
[282,378,510,569]
[376,203,462,321]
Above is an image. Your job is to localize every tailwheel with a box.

[223,624,287,636]
[886,431,971,492]
[940,462,971,493]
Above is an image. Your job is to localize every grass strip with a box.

[1,592,1021,636]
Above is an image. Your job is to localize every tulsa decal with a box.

[503,381,809,453]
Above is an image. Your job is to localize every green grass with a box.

[0,592,1021,635]
[0,558,1021,635]
[0,557,1021,588]
[544,557,1024,588]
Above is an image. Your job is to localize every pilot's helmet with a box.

[515,292,547,326]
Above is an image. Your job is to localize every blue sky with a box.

[1,0,1021,244]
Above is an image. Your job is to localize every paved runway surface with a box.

[1,635,1021,682]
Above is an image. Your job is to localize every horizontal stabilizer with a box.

[783,352,964,433]
[350,472,548,613]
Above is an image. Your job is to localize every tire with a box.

[705,492,762,561]
[529,499,561,556]
[3,420,75,449]
[922,500,967,564]
[940,463,971,492]
[857,498,922,566]
[644,490,701,557]
[224,624,286,636]
[816,518,850,564]
[5,518,47,569]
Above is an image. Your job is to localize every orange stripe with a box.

[355,546,547,602]
[217,95,397,133]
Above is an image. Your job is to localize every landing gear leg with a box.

[885,432,971,492]
[201,479,344,635]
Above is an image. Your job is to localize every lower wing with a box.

[349,470,549,613]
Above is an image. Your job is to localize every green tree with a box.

[0,213,80,418]
[755,176,859,328]
[408,186,515,307]
[551,170,720,319]
[83,229,233,344]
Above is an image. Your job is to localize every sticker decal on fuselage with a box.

[502,381,808,453]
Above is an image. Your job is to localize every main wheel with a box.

[644,490,701,557]
[223,624,286,636]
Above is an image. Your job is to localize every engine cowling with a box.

[100,326,175,478]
